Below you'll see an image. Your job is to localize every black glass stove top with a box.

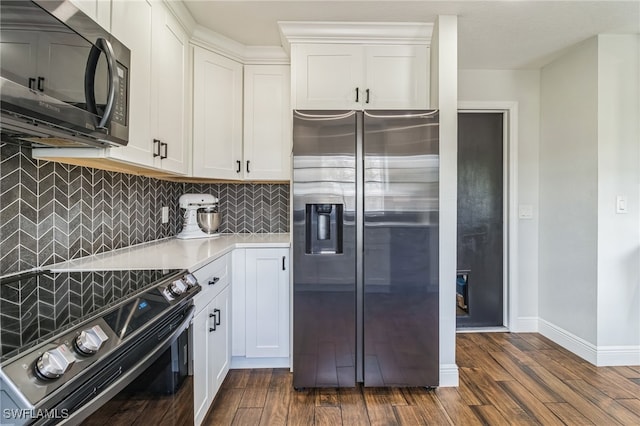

[0,269,181,363]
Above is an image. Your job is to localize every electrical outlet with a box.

[161,206,169,223]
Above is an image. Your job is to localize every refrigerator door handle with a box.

[293,110,357,120]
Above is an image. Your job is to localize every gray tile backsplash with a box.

[0,143,289,276]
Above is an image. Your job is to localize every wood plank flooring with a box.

[203,333,640,425]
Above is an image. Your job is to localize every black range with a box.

[0,268,200,425]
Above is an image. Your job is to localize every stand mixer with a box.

[176,194,222,239]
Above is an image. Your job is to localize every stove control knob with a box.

[74,325,109,356]
[35,344,75,380]
[168,278,188,298]
[183,273,197,287]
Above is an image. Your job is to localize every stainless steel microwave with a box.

[0,0,130,148]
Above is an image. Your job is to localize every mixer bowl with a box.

[197,207,222,234]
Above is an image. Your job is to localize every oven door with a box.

[37,305,195,426]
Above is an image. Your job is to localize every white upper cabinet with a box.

[364,45,429,109]
[192,47,243,180]
[150,4,189,174]
[69,0,111,30]
[292,43,429,110]
[192,50,291,181]
[243,65,291,181]
[291,44,363,110]
[109,0,154,168]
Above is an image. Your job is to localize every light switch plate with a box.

[616,195,628,214]
[518,204,533,219]
[161,206,169,223]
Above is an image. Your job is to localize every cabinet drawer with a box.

[193,254,229,314]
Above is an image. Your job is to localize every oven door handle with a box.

[59,305,195,425]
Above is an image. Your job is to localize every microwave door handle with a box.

[84,37,118,130]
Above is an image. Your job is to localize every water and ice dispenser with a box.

[305,204,343,254]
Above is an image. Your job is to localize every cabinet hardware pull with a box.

[37,76,45,92]
[355,87,359,102]
[236,160,241,173]
[214,308,221,326]
[365,89,370,104]
[210,311,217,331]
[208,277,220,285]
[282,256,286,271]
[160,142,168,159]
[153,139,161,157]
[246,160,250,174]
[209,327,215,333]
[28,77,36,90]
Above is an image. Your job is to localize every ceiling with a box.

[181,0,640,69]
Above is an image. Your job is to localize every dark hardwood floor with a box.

[203,333,640,425]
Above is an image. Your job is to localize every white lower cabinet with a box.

[232,248,290,367]
[192,255,231,426]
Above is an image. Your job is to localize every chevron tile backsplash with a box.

[0,143,289,276]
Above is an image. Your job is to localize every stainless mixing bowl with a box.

[197,206,222,234]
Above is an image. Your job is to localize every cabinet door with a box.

[245,249,289,358]
[292,43,362,110]
[151,4,189,174]
[243,65,291,181]
[68,0,110,30]
[210,285,231,394]
[193,308,210,426]
[364,45,429,109]
[192,48,243,179]
[110,0,154,167]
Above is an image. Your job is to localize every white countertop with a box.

[48,234,290,272]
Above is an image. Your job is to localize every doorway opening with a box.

[456,110,510,330]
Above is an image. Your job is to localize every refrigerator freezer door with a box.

[362,110,440,386]
[292,110,357,388]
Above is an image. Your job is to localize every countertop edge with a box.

[46,234,291,272]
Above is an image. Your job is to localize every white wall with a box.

[458,70,540,331]
[539,37,599,345]
[539,35,640,365]
[432,15,459,387]
[596,35,640,356]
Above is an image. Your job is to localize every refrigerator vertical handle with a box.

[355,87,359,102]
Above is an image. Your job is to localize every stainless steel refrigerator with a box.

[292,110,439,388]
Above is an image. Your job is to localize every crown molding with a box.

[163,1,288,64]
[278,21,433,54]
[163,0,196,35]
[190,26,289,64]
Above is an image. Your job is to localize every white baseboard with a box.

[231,356,290,369]
[510,316,539,333]
[538,318,640,366]
[439,363,459,387]
[596,345,640,366]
